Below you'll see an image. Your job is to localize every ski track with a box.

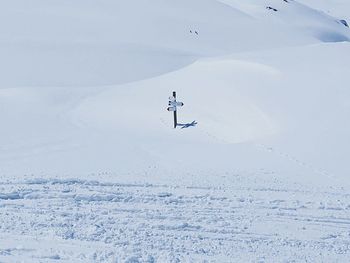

[0,176,350,262]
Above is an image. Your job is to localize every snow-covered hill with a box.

[299,0,350,21]
[0,1,350,262]
[0,0,349,88]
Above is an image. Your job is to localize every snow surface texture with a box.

[1,0,350,262]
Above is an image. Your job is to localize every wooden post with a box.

[173,91,177,128]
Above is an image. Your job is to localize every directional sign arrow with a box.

[168,101,184,107]
[167,106,177,112]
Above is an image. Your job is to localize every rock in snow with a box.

[339,19,349,27]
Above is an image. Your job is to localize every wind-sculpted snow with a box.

[298,0,350,21]
[1,0,350,262]
[0,176,350,262]
[0,0,349,87]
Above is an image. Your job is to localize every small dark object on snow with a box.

[266,6,278,12]
[283,0,289,3]
[339,19,349,28]
[195,31,199,35]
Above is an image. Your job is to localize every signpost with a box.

[167,91,184,128]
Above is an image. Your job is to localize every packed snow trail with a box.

[1,0,350,179]
[1,176,350,262]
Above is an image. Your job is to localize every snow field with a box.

[1,0,350,262]
[1,175,350,262]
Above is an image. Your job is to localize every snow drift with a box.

[1,1,350,261]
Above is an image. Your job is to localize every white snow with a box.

[298,0,350,21]
[1,0,350,262]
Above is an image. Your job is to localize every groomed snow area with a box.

[1,0,350,262]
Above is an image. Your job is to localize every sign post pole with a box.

[167,91,184,129]
[173,91,177,128]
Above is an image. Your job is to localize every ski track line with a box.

[0,178,350,262]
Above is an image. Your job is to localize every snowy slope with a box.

[0,0,348,87]
[0,0,349,178]
[299,0,350,21]
[1,0,350,262]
